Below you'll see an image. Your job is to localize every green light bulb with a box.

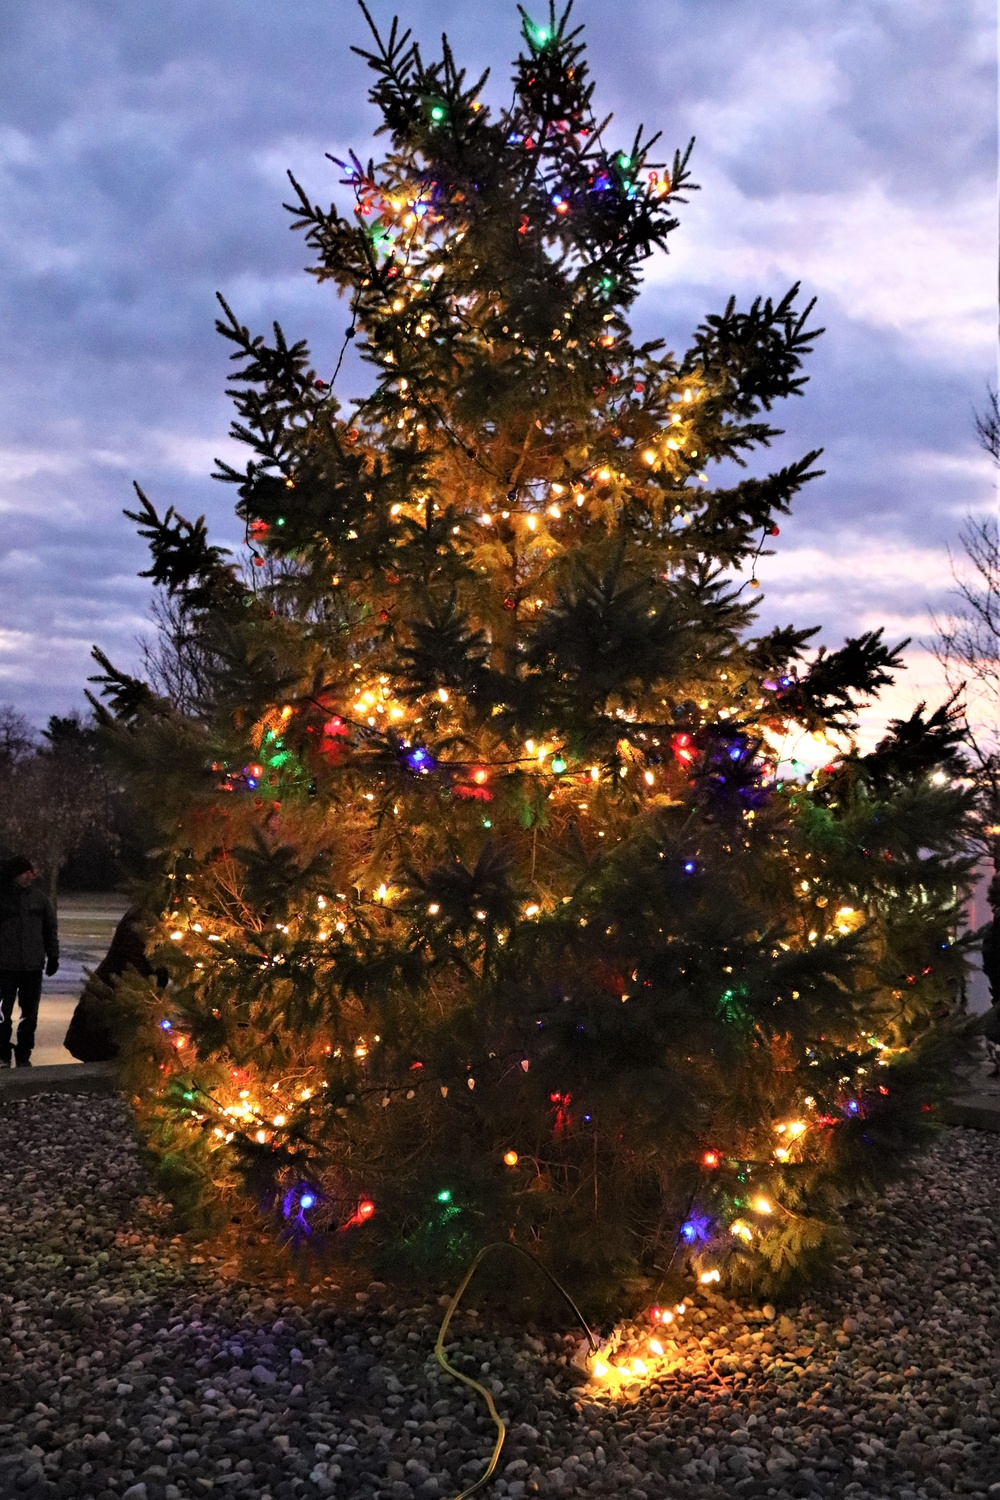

[551,756,567,774]
[436,1189,452,1203]
[430,105,446,122]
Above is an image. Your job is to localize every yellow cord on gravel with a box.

[434,1243,600,1500]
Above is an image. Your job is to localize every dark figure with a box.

[980,873,1000,1003]
[979,873,1000,1074]
[982,1004,1000,1076]
[0,856,59,1067]
[64,907,166,1063]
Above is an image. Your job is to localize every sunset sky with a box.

[0,0,994,734]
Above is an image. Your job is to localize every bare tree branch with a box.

[0,712,116,899]
[974,384,1000,465]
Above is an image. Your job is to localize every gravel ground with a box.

[0,1095,998,1500]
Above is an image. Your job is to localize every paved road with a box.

[30,892,127,1065]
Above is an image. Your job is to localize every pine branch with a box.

[86,647,160,723]
[780,629,907,730]
[860,697,970,787]
[124,486,240,611]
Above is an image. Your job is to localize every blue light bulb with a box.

[681,1212,710,1243]
[405,745,434,773]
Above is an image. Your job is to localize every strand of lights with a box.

[588,1302,689,1388]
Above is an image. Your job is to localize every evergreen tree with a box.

[94,2,976,1303]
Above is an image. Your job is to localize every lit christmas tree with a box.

[94,2,977,1304]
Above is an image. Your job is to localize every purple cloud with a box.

[0,0,994,727]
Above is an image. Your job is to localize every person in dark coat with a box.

[64,907,166,1063]
[982,1003,1000,1076]
[0,856,59,1067]
[979,873,1000,1075]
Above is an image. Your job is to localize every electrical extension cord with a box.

[434,1242,600,1500]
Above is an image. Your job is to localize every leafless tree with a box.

[932,389,1000,1005]
[934,382,1000,766]
[0,709,115,900]
[137,552,312,716]
[974,384,1000,465]
[0,704,34,770]
[138,590,215,716]
[934,516,1000,761]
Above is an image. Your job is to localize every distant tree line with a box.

[0,706,153,897]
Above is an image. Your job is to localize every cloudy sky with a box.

[0,0,995,734]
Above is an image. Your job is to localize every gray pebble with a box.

[0,1095,998,1500]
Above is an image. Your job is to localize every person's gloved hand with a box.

[45,958,59,977]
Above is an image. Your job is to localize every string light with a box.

[141,20,947,1322]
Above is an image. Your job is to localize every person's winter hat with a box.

[0,855,33,882]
